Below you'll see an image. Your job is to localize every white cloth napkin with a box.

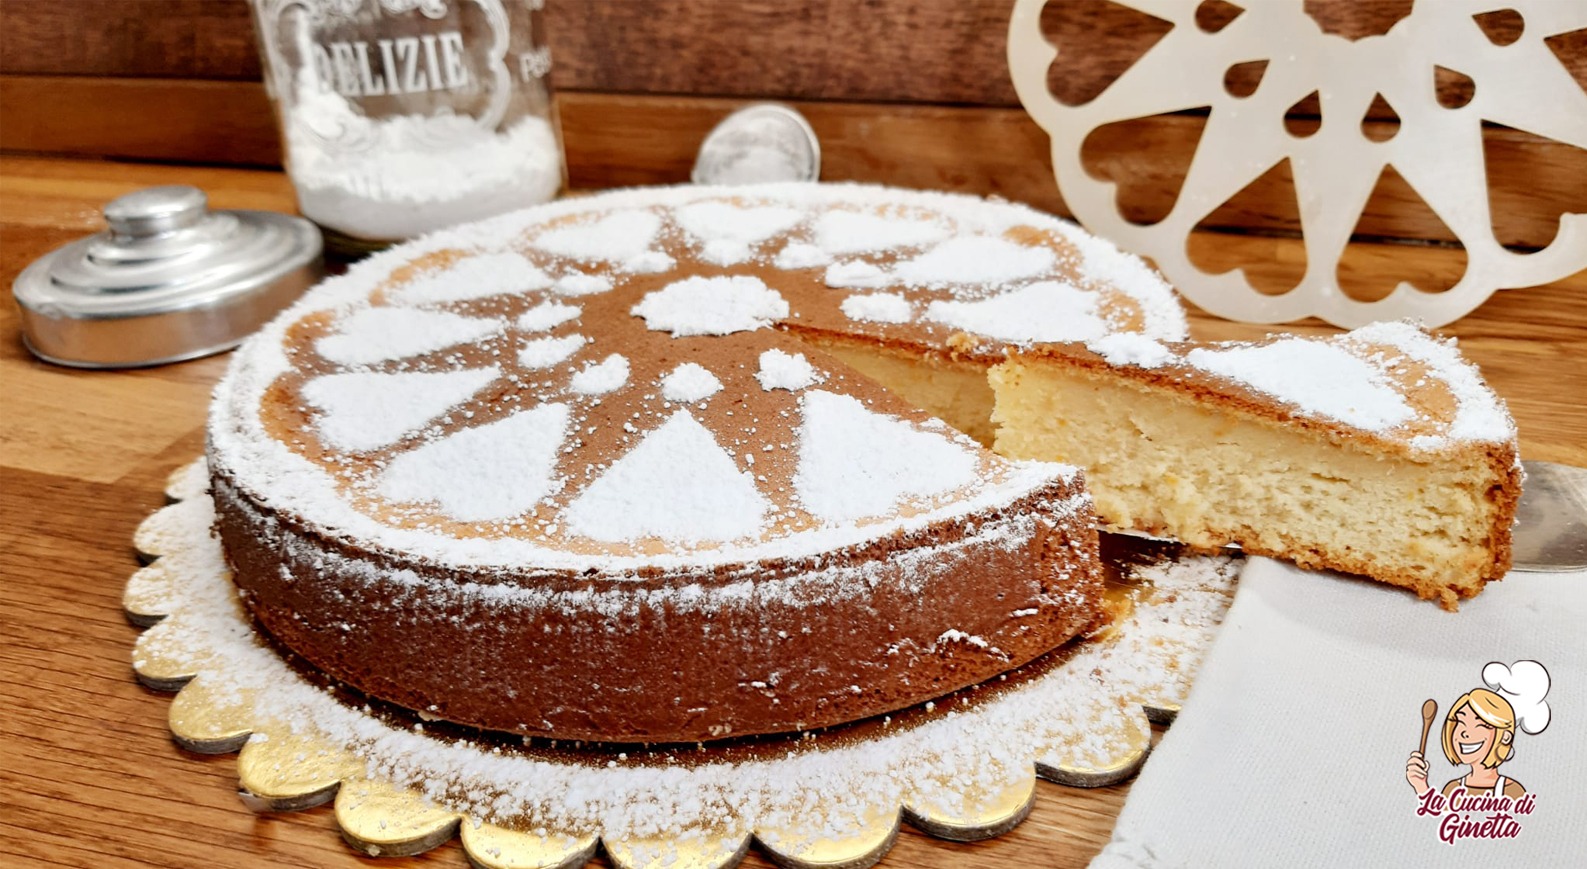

[1092,558,1585,868]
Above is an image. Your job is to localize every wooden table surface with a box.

[2,154,1583,868]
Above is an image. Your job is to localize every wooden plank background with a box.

[2,0,1584,250]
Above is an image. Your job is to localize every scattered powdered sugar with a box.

[840,293,913,324]
[568,354,630,395]
[316,307,502,366]
[755,349,823,391]
[925,281,1105,344]
[1089,333,1174,368]
[390,253,551,305]
[518,334,588,369]
[794,391,980,523]
[129,486,1239,842]
[621,251,675,274]
[824,261,890,289]
[700,239,752,266]
[1187,339,1414,432]
[1343,320,1515,446]
[813,210,950,255]
[894,236,1055,285]
[302,368,500,452]
[221,466,1067,610]
[631,276,790,337]
[675,202,805,246]
[660,363,724,403]
[774,242,832,270]
[936,628,994,651]
[515,301,580,333]
[552,273,613,297]
[1055,225,1186,341]
[377,404,570,522]
[532,210,662,262]
[563,412,769,543]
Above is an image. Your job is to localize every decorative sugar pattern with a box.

[214,185,1498,569]
[1076,319,1515,448]
[213,184,1194,566]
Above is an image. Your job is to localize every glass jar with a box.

[249,0,565,253]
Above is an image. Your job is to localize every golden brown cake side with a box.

[989,327,1519,609]
[213,460,1102,742]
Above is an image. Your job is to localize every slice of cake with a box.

[988,323,1520,609]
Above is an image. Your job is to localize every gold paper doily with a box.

[127,459,1239,868]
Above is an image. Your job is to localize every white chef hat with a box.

[1483,660,1551,735]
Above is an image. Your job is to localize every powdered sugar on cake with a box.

[304,368,500,452]
[316,307,501,366]
[895,236,1055,285]
[632,276,790,336]
[1093,320,1514,450]
[1343,320,1515,447]
[212,182,1186,570]
[1089,333,1173,368]
[774,242,831,270]
[1188,340,1414,432]
[563,412,771,544]
[531,210,662,262]
[622,250,675,274]
[660,363,724,403]
[926,282,1105,344]
[552,273,612,297]
[390,253,551,305]
[824,261,890,289]
[794,391,981,524]
[377,405,570,522]
[676,201,804,247]
[518,334,587,369]
[515,301,580,332]
[755,349,822,392]
[568,354,630,395]
[840,293,912,324]
[814,209,950,255]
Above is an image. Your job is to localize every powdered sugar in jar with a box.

[250,0,565,252]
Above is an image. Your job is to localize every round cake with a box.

[208,183,1188,742]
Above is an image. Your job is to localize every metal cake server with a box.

[1511,460,1587,572]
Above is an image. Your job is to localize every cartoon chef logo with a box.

[1405,661,1551,844]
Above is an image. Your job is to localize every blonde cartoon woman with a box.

[1406,661,1551,800]
[1407,689,1524,799]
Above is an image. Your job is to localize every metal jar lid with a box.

[12,185,323,368]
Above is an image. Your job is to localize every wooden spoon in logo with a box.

[1419,699,1438,755]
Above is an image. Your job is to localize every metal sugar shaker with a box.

[12,185,324,369]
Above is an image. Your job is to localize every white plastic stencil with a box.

[1009,0,1587,328]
